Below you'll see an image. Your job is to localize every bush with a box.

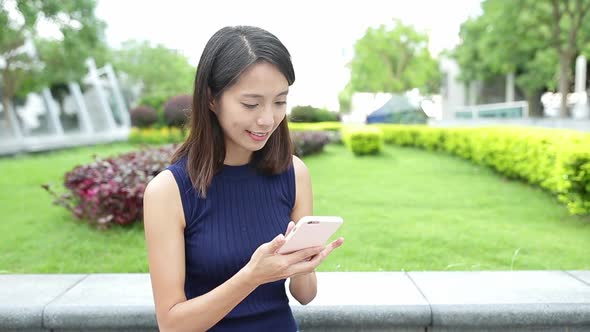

[371,124,590,216]
[342,126,383,156]
[291,131,331,156]
[137,93,174,127]
[130,105,158,128]
[288,121,342,132]
[164,94,192,128]
[129,127,187,145]
[289,105,339,122]
[42,145,178,228]
[289,122,342,144]
[138,93,170,113]
[42,129,333,228]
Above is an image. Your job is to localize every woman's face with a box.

[211,61,289,165]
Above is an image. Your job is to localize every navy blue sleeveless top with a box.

[166,156,298,331]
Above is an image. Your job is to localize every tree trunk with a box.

[1,75,16,136]
[526,90,544,117]
[558,51,573,117]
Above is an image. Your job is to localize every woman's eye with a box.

[275,101,287,106]
[242,103,258,109]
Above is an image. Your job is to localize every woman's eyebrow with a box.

[241,90,289,98]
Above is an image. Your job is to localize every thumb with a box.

[268,234,285,251]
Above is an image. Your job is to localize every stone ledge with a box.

[0,271,589,332]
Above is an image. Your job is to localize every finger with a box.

[268,234,286,252]
[317,237,344,258]
[286,246,324,264]
[306,237,345,265]
[290,254,324,274]
[285,221,295,237]
[290,270,316,279]
[329,237,344,249]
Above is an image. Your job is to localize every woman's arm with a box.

[288,156,318,305]
[144,171,259,332]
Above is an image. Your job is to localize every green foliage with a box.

[129,127,186,145]
[288,122,343,132]
[452,0,590,115]
[2,143,589,272]
[348,19,441,95]
[453,0,557,93]
[289,105,339,122]
[338,83,353,113]
[138,93,169,111]
[136,93,172,126]
[373,124,590,215]
[1,0,107,99]
[110,40,195,100]
[342,126,384,156]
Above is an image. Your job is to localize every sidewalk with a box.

[1,271,589,331]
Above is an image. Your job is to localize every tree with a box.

[453,4,554,116]
[346,19,441,95]
[110,40,195,105]
[453,0,590,117]
[545,0,590,116]
[338,83,353,113]
[0,0,106,134]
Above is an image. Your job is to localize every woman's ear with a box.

[207,88,217,114]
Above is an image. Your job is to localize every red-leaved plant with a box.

[42,131,330,229]
[291,131,331,156]
[43,145,178,229]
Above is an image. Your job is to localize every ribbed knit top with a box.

[165,156,298,331]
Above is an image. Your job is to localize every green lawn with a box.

[1,143,588,273]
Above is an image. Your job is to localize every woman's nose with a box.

[257,107,274,127]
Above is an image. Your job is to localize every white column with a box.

[41,88,64,135]
[104,64,130,127]
[575,55,587,93]
[5,102,23,139]
[506,72,515,102]
[572,55,589,119]
[84,58,117,130]
[68,82,94,133]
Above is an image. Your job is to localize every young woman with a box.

[143,26,344,331]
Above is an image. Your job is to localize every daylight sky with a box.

[95,0,482,110]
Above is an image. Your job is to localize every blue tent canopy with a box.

[366,94,427,124]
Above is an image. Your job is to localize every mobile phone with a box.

[277,216,343,255]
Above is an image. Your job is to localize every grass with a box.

[0,143,144,273]
[308,144,590,272]
[0,143,588,273]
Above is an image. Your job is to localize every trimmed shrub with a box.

[371,124,590,216]
[138,93,169,113]
[291,131,331,156]
[130,105,158,128]
[342,126,383,156]
[289,121,343,144]
[42,145,178,228]
[129,127,186,145]
[164,94,192,128]
[288,121,342,132]
[43,129,332,228]
[289,105,339,122]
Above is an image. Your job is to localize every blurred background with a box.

[0,0,589,274]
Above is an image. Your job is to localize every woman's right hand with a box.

[243,234,325,287]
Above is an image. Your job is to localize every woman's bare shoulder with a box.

[144,169,185,228]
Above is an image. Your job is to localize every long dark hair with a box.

[171,26,296,197]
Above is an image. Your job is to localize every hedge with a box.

[372,124,590,216]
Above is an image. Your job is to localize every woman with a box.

[143,25,344,331]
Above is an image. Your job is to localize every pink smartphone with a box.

[277,216,343,255]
